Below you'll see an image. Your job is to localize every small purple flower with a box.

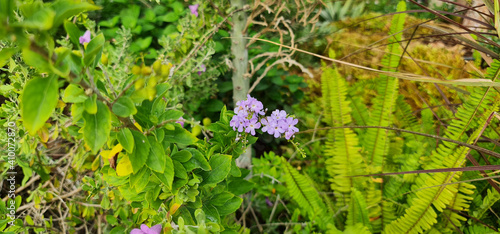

[245,119,261,136]
[271,110,287,121]
[176,117,185,128]
[189,4,199,17]
[79,30,91,45]
[266,197,273,207]
[197,64,206,75]
[130,224,162,234]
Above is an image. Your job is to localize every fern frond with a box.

[363,0,406,173]
[385,59,500,234]
[346,188,372,231]
[472,188,500,220]
[282,157,329,229]
[440,182,476,231]
[321,55,365,206]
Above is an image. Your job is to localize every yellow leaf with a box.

[371,177,383,183]
[109,144,123,158]
[37,126,49,143]
[134,122,143,132]
[91,155,100,171]
[116,154,133,177]
[169,203,181,215]
[100,150,110,159]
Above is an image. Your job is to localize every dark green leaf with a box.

[201,154,231,186]
[214,197,242,216]
[228,180,254,196]
[183,148,210,171]
[210,192,234,206]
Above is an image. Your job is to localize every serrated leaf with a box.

[171,150,192,162]
[130,166,150,192]
[228,180,254,196]
[146,141,166,173]
[173,160,187,179]
[183,148,211,171]
[112,96,137,117]
[21,76,59,134]
[201,154,231,186]
[82,101,111,154]
[163,125,198,145]
[153,155,173,189]
[213,196,242,216]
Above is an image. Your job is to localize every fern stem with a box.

[298,126,500,159]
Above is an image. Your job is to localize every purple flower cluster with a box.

[131,224,161,234]
[230,95,299,140]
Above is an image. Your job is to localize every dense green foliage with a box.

[1,0,500,233]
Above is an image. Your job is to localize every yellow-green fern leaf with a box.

[385,60,500,234]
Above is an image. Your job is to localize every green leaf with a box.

[120,5,140,28]
[129,130,150,174]
[213,196,242,216]
[201,154,231,186]
[173,160,187,179]
[84,94,97,114]
[62,84,87,103]
[84,33,105,67]
[21,76,59,134]
[51,0,101,28]
[20,7,55,30]
[153,155,174,189]
[22,47,52,73]
[159,109,184,122]
[183,148,211,171]
[202,204,220,224]
[158,12,178,22]
[63,21,81,46]
[146,141,166,173]
[117,128,134,153]
[228,180,254,196]
[130,166,150,192]
[112,97,137,117]
[171,150,192,163]
[82,101,111,154]
[163,125,198,145]
[0,48,18,68]
[211,192,234,206]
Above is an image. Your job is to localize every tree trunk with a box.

[230,0,251,168]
